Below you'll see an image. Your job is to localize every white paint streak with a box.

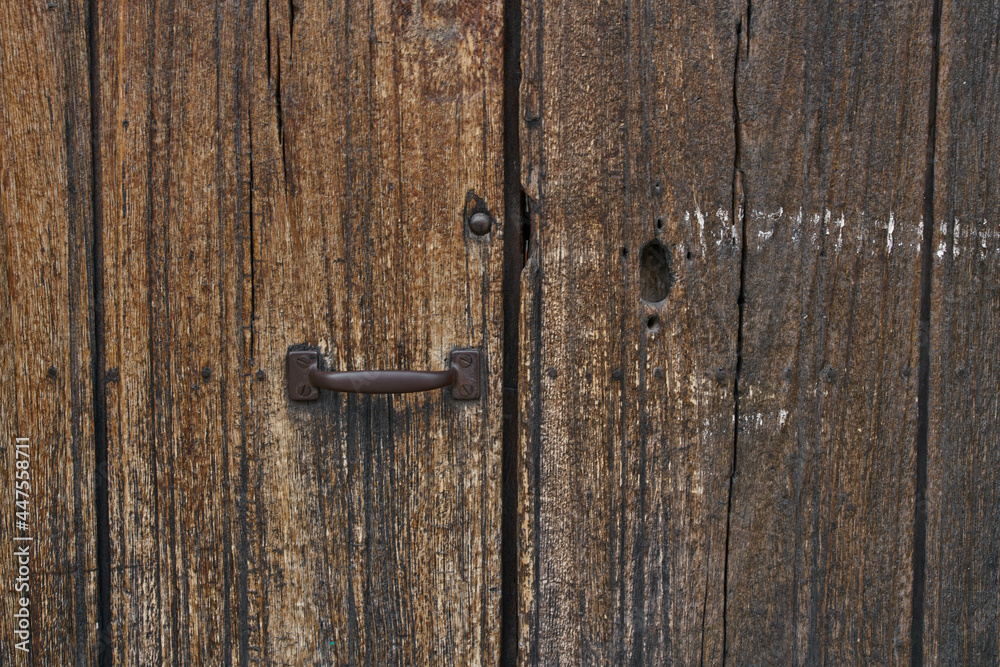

[696,208,707,257]
[779,409,788,427]
[734,207,924,255]
[717,207,739,243]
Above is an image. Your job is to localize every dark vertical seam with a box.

[721,4,748,664]
[499,0,523,657]
[912,0,942,663]
[61,3,89,661]
[528,0,545,661]
[212,2,235,664]
[361,0,377,659]
[237,13,254,663]
[86,0,112,663]
[528,228,543,667]
[265,0,272,83]
[271,2,288,193]
[477,4,493,652]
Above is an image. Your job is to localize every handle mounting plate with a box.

[287,350,321,401]
[450,349,480,400]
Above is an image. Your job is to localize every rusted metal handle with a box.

[287,349,480,401]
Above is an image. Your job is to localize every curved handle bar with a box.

[287,349,480,401]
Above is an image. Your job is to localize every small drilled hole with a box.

[621,246,629,258]
[686,250,692,260]
[646,314,660,332]
[656,218,664,230]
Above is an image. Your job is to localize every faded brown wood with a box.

[4,0,997,662]
[725,0,933,663]
[0,1,97,663]
[925,0,1000,662]
[95,2,254,661]
[517,0,742,663]
[97,0,503,663]
[248,0,504,662]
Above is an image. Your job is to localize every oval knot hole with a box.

[639,239,673,303]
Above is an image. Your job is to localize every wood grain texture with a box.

[96,1,255,661]
[0,1,97,663]
[724,1,933,663]
[97,0,503,663]
[249,0,504,662]
[517,0,742,663]
[925,0,1000,662]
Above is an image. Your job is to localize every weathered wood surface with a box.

[0,1,97,664]
[4,0,1000,662]
[95,3,255,661]
[517,0,742,663]
[925,0,1000,662]
[724,0,932,663]
[96,0,503,663]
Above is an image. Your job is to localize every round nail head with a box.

[469,212,492,236]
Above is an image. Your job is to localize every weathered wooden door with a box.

[2,0,998,665]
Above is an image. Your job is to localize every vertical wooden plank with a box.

[248,0,504,661]
[725,0,933,663]
[99,0,504,662]
[97,1,254,662]
[926,1,1000,662]
[0,1,97,663]
[517,0,741,663]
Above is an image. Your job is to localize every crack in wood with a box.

[721,5,749,664]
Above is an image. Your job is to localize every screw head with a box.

[468,212,492,236]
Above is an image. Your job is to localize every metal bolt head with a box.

[468,212,492,236]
